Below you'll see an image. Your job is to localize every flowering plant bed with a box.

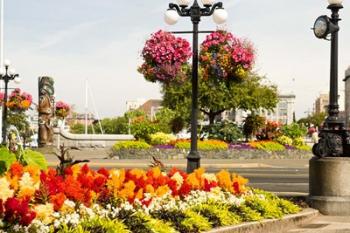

[0,88,32,112]
[0,162,301,233]
[55,101,70,119]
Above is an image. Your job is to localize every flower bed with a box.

[0,163,301,233]
[111,140,312,160]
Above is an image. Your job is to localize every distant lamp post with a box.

[312,0,348,157]
[164,0,228,173]
[0,59,20,145]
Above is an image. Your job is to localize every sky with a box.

[2,0,350,119]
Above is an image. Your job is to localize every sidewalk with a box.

[288,215,350,233]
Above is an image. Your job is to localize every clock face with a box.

[314,17,328,38]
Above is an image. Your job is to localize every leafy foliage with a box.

[0,147,16,174]
[174,140,228,151]
[191,203,241,227]
[162,74,278,126]
[113,141,151,151]
[131,121,160,143]
[249,141,285,152]
[22,149,48,170]
[281,123,307,139]
[201,121,243,142]
[276,135,293,146]
[243,114,265,141]
[149,132,176,146]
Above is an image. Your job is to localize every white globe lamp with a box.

[3,59,11,67]
[201,0,215,7]
[14,76,21,84]
[177,0,192,7]
[165,10,179,25]
[213,8,228,24]
[328,0,343,5]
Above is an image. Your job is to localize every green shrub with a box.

[295,144,312,151]
[292,137,305,147]
[113,141,151,151]
[281,123,307,139]
[175,140,228,151]
[181,210,212,232]
[131,121,160,143]
[275,135,293,146]
[201,122,243,143]
[149,132,176,146]
[244,196,283,219]
[228,205,263,222]
[78,217,130,233]
[277,199,301,214]
[191,203,241,227]
[250,141,285,152]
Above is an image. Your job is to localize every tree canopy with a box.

[161,73,278,125]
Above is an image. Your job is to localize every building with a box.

[138,99,162,120]
[260,94,296,125]
[221,94,296,125]
[315,94,329,114]
[66,112,96,126]
[126,99,146,112]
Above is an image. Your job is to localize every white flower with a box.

[171,172,184,188]
[0,177,14,201]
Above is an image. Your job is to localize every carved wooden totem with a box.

[38,77,55,147]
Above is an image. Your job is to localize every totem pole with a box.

[38,76,55,147]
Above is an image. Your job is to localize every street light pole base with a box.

[187,151,201,173]
[309,157,350,215]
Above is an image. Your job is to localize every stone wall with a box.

[111,148,313,160]
[53,128,134,148]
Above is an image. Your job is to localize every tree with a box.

[298,112,327,128]
[162,73,278,125]
[7,111,33,148]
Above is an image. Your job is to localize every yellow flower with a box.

[0,177,14,201]
[107,169,126,197]
[130,169,146,179]
[34,203,54,224]
[186,173,200,189]
[71,164,81,178]
[119,180,136,200]
[18,172,38,198]
[24,165,40,183]
[135,188,144,200]
[151,167,161,178]
[155,185,170,197]
[145,184,155,195]
[216,170,233,192]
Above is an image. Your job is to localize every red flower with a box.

[97,168,110,178]
[4,197,36,226]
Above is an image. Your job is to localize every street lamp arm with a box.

[201,2,223,16]
[168,3,190,17]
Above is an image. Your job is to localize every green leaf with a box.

[0,147,17,172]
[23,149,48,170]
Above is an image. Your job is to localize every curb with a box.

[47,162,275,169]
[204,208,319,233]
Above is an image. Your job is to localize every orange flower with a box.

[118,181,136,200]
[24,165,40,183]
[50,193,66,211]
[232,173,249,194]
[155,185,170,197]
[9,162,24,177]
[186,173,201,190]
[216,170,233,193]
[20,100,31,109]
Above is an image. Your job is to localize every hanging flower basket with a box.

[138,30,192,83]
[200,30,255,82]
[55,101,70,119]
[1,88,33,112]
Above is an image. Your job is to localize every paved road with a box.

[46,153,310,195]
[216,167,309,194]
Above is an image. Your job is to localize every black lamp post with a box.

[312,0,350,157]
[0,59,20,145]
[165,0,228,173]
